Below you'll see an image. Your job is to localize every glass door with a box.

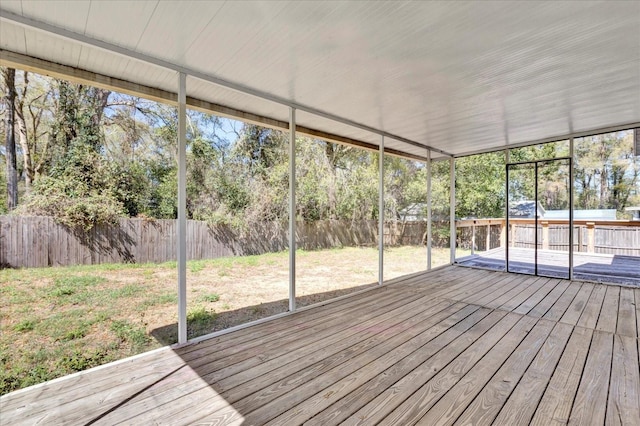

[506,162,536,274]
[537,159,571,278]
[507,158,572,278]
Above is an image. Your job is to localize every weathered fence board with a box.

[0,216,429,268]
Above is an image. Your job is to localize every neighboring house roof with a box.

[509,201,545,218]
[625,206,640,220]
[398,203,427,220]
[543,209,617,220]
[509,201,618,220]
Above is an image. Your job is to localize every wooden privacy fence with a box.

[0,216,432,268]
[456,218,640,256]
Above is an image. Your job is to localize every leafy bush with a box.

[17,177,124,231]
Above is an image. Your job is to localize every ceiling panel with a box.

[0,19,26,53]
[187,75,290,125]
[1,1,638,159]
[20,0,90,32]
[23,26,83,68]
[295,109,380,147]
[84,0,158,49]
[135,1,225,64]
[0,0,21,14]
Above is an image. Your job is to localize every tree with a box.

[2,68,18,210]
[18,79,124,229]
[455,151,505,219]
[575,131,639,213]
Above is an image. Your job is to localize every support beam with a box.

[289,107,296,312]
[177,72,187,344]
[427,150,432,270]
[569,138,575,280]
[505,149,510,271]
[534,163,539,276]
[379,136,385,285]
[450,157,456,264]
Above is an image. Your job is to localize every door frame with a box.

[505,156,573,278]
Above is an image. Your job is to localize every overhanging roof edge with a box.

[0,49,429,163]
[0,9,451,157]
[453,122,640,158]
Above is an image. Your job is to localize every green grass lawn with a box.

[0,245,457,395]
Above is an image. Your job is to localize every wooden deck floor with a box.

[1,266,639,425]
[458,247,640,286]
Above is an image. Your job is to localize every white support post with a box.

[505,148,510,271]
[379,136,385,285]
[426,150,432,270]
[177,72,187,344]
[569,138,574,280]
[449,157,456,264]
[289,107,296,311]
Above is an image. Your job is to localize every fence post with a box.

[471,222,475,255]
[499,221,506,248]
[486,224,491,251]
[587,222,595,253]
[542,221,549,250]
[577,225,583,252]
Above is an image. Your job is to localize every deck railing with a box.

[456,218,640,256]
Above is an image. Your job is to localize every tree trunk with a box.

[15,70,34,191]
[3,68,18,210]
[15,106,32,190]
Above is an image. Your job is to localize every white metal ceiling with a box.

[1,0,639,158]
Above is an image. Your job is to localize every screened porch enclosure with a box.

[455,128,640,286]
[1,1,640,423]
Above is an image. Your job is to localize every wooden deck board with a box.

[616,287,637,338]
[246,305,486,425]
[341,312,522,426]
[527,278,572,318]
[260,308,496,425]
[560,282,595,326]
[307,310,510,426]
[576,284,607,329]
[512,278,562,315]
[409,316,540,425]
[606,334,640,425]
[568,330,614,425]
[596,285,620,333]
[492,322,573,425]
[2,265,639,425]
[543,282,582,321]
[451,318,557,425]
[530,326,594,425]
